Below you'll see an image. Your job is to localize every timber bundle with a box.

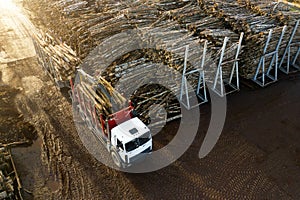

[26,0,299,121]
[76,73,127,116]
[198,0,300,78]
[33,32,80,81]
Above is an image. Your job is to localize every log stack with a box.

[26,0,299,125]
[167,2,242,81]
[108,58,182,122]
[26,0,300,81]
[237,0,300,69]
[238,0,300,25]
[77,73,127,116]
[37,0,165,60]
[198,0,299,78]
[34,32,81,82]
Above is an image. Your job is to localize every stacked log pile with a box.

[167,2,242,81]
[139,19,203,72]
[237,0,300,25]
[48,0,163,59]
[198,0,299,78]
[237,0,300,67]
[34,32,80,82]
[95,14,241,120]
[27,0,300,81]
[109,58,182,122]
[199,0,278,33]
[77,73,127,116]
[169,2,239,44]
[92,20,203,121]
[26,0,299,124]
[30,0,240,82]
[29,0,194,123]
[155,0,190,11]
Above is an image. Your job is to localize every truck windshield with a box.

[125,132,151,152]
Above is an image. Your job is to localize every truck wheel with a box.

[111,150,122,168]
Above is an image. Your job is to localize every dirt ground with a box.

[0,0,299,200]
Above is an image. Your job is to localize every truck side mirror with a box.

[116,139,124,150]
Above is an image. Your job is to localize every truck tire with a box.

[111,150,122,168]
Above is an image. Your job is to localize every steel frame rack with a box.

[212,33,244,97]
[179,41,208,110]
[279,20,300,74]
[253,26,287,87]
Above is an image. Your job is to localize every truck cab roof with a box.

[111,117,150,144]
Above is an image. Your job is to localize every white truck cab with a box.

[110,117,152,167]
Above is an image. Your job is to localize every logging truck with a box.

[69,69,152,168]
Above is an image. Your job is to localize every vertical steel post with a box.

[180,46,188,102]
[184,46,190,109]
[268,26,287,80]
[292,46,300,67]
[198,40,208,103]
[279,20,299,73]
[213,37,229,97]
[253,29,272,86]
[229,32,244,90]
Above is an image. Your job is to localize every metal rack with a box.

[212,33,244,97]
[179,41,208,110]
[253,26,287,87]
[279,20,300,74]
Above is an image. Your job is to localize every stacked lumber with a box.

[34,32,81,82]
